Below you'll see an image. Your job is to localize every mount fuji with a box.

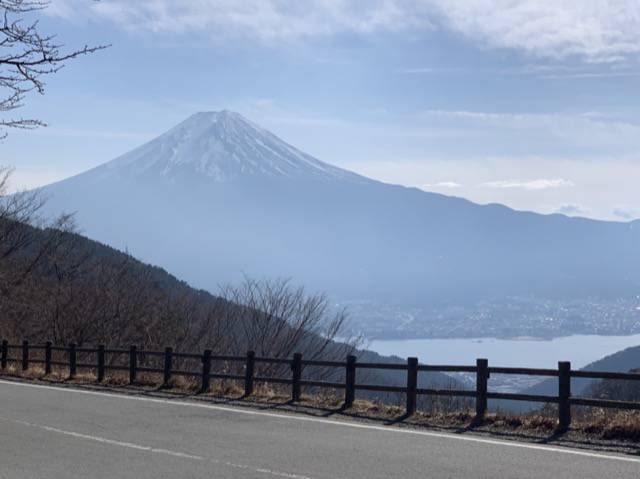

[38,111,640,315]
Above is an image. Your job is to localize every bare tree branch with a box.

[0,0,108,137]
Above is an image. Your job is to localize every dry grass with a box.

[577,409,640,441]
[3,366,640,444]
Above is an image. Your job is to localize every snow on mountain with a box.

[85,110,367,184]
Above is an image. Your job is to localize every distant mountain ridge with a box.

[37,111,640,330]
[521,344,640,401]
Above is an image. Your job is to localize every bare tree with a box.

[0,167,76,300]
[220,278,353,358]
[217,277,359,380]
[1,0,106,137]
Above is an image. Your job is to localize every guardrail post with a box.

[476,358,489,419]
[69,343,77,378]
[201,349,212,393]
[129,345,137,384]
[292,353,302,402]
[163,347,173,386]
[406,357,419,415]
[345,355,357,407]
[22,340,29,371]
[558,361,571,429]
[1,339,7,370]
[244,350,255,396]
[97,345,105,382]
[45,342,52,375]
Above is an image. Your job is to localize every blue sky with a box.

[3,0,640,220]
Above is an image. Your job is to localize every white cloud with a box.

[399,64,640,79]
[50,1,640,62]
[423,109,639,129]
[422,181,463,189]
[426,0,640,63]
[480,179,575,190]
[555,203,589,216]
[51,0,432,39]
[399,67,467,75]
[347,156,640,221]
[421,109,640,154]
[612,206,640,220]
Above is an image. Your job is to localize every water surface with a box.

[369,334,640,370]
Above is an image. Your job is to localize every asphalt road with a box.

[1,379,639,478]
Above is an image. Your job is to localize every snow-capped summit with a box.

[90,110,366,184]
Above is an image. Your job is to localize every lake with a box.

[369,334,640,370]
[369,334,640,391]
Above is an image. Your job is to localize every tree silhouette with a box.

[0,0,107,138]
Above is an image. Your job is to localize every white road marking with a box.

[2,378,640,464]
[0,416,204,460]
[0,415,314,479]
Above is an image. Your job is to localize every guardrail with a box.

[2,339,640,428]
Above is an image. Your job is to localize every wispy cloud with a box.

[539,71,640,80]
[399,67,467,75]
[420,181,463,189]
[555,203,589,216]
[50,1,640,62]
[420,109,640,155]
[50,0,433,39]
[425,0,640,63]
[422,109,638,126]
[397,63,640,80]
[480,179,575,190]
[612,206,640,220]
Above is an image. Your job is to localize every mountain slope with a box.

[520,344,640,401]
[38,111,640,318]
